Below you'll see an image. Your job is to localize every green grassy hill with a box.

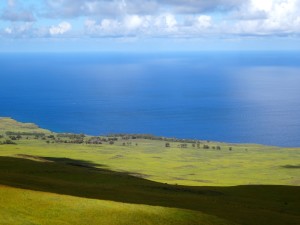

[0,119,299,187]
[0,117,50,133]
[0,156,299,225]
[0,118,299,225]
[1,185,231,225]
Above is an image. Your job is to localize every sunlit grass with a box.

[0,139,298,186]
[0,185,232,225]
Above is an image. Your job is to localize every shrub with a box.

[203,145,210,149]
[0,140,17,145]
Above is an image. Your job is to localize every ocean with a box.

[1,51,300,147]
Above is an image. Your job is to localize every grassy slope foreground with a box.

[0,117,299,225]
[1,185,230,225]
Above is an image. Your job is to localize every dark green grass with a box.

[0,156,299,225]
[282,165,300,169]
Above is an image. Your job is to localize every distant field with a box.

[0,117,299,225]
[0,117,299,186]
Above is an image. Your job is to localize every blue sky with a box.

[1,0,300,52]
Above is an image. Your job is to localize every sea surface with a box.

[1,51,300,147]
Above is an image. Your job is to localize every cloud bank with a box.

[0,0,300,39]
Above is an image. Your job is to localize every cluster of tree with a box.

[42,133,120,145]
[86,137,102,144]
[165,142,225,150]
[2,130,236,151]
[122,142,135,146]
[8,135,22,140]
[108,134,157,140]
[108,133,206,144]
[0,140,16,145]
[57,133,85,139]
[85,137,118,145]
[54,138,84,144]
[50,133,85,144]
[3,132,50,141]
[5,131,46,137]
[179,143,188,148]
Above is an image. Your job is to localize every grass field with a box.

[1,185,232,225]
[0,117,299,225]
[0,118,299,187]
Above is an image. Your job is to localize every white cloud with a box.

[229,0,300,35]
[54,0,300,38]
[84,13,212,37]
[196,15,212,29]
[1,0,300,39]
[164,14,177,28]
[8,0,16,7]
[43,0,245,18]
[124,15,144,30]
[1,22,35,38]
[4,27,12,34]
[49,21,72,35]
[251,0,273,11]
[85,18,120,36]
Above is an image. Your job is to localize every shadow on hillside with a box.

[281,164,300,169]
[15,154,107,169]
[42,156,108,169]
[0,156,299,225]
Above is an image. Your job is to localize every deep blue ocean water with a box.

[1,52,300,147]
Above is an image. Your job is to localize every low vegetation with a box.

[0,117,299,225]
[0,156,299,225]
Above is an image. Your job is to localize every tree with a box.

[203,145,210,149]
[1,140,16,145]
[180,143,187,148]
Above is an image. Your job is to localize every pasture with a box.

[0,117,299,225]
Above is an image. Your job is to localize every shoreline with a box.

[0,116,299,149]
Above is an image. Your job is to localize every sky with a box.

[0,0,300,52]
